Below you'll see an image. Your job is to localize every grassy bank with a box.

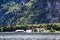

[0,23,60,32]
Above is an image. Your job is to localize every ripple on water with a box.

[0,34,60,40]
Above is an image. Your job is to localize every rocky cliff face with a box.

[0,0,60,26]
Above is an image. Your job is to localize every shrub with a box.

[50,30,56,32]
[50,28,56,32]
[34,29,37,32]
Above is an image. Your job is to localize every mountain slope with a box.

[0,0,60,27]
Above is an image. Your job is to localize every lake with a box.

[0,32,60,40]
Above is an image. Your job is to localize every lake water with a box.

[0,32,60,40]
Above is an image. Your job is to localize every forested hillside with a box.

[0,0,60,27]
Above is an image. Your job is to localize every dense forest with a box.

[0,0,60,27]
